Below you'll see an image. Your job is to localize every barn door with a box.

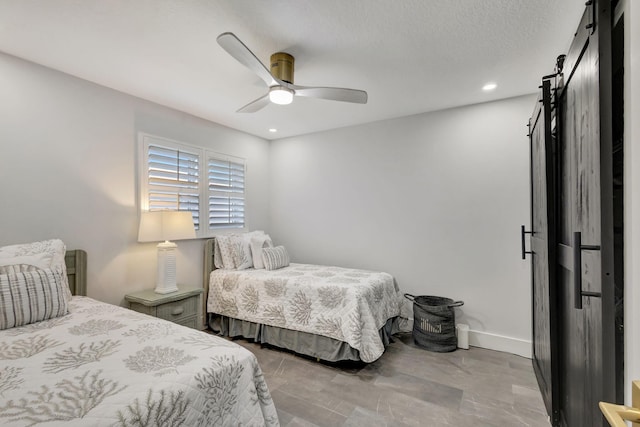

[555,1,616,426]
[527,78,558,424]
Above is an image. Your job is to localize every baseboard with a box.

[468,329,532,358]
[400,311,533,358]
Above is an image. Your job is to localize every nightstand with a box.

[125,286,203,329]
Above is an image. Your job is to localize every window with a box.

[146,144,201,229]
[208,156,245,228]
[139,133,246,237]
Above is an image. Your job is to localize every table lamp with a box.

[138,210,196,294]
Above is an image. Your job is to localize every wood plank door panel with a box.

[529,78,558,423]
[555,1,615,425]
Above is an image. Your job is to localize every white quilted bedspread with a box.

[0,297,279,426]
[208,263,402,362]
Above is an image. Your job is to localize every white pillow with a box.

[250,234,273,269]
[262,246,290,271]
[0,267,69,330]
[0,239,66,268]
[0,253,53,273]
[0,239,70,301]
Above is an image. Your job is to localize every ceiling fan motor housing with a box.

[270,52,294,84]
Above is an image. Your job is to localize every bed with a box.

[0,241,279,427]
[203,237,403,363]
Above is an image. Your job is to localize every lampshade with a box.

[138,211,196,243]
[269,86,294,105]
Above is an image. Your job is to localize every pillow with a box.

[234,236,253,270]
[250,234,273,269]
[0,253,53,274]
[0,268,69,330]
[262,246,290,271]
[235,230,266,270]
[0,239,66,267]
[214,232,270,270]
[0,239,70,301]
[215,235,238,269]
[213,239,224,269]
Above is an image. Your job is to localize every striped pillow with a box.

[0,268,69,330]
[0,264,39,275]
[262,246,290,271]
[0,239,71,303]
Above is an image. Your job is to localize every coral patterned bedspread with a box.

[208,263,402,362]
[0,297,279,426]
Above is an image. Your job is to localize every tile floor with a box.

[233,333,551,426]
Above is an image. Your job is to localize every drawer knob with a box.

[172,306,184,316]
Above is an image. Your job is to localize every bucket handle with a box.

[404,294,464,309]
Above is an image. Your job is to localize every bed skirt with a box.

[208,313,400,363]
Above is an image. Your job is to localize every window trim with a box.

[137,132,247,238]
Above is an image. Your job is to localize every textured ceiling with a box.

[0,0,585,139]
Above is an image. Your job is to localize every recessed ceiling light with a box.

[268,128,277,133]
[482,82,497,92]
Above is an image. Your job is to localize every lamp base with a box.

[154,284,179,294]
[155,241,178,294]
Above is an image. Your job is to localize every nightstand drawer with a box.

[174,316,198,329]
[156,295,198,321]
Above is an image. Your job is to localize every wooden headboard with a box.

[65,250,87,296]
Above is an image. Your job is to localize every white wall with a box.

[624,0,640,404]
[0,50,533,356]
[0,52,270,313]
[269,95,535,356]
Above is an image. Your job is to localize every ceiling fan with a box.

[217,32,368,113]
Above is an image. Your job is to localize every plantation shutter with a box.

[208,156,245,228]
[146,144,200,230]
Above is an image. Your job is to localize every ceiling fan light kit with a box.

[217,32,367,113]
[269,86,294,105]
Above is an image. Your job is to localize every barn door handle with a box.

[521,225,533,259]
[573,231,602,309]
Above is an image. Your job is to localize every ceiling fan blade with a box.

[217,32,277,87]
[290,85,368,104]
[237,93,270,113]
